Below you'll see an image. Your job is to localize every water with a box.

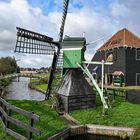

[6,77,45,100]
[66,134,129,140]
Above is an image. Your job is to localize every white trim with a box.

[136,73,140,85]
[136,49,140,60]
[61,48,82,51]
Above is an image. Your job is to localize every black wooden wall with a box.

[126,48,140,85]
[89,47,140,86]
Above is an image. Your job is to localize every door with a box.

[136,73,140,85]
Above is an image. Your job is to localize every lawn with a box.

[36,84,48,91]
[0,99,67,140]
[70,96,140,128]
[0,121,16,140]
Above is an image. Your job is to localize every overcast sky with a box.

[0,0,140,68]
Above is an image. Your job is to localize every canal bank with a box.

[48,124,133,140]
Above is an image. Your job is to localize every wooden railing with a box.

[104,88,127,100]
[94,88,127,100]
[5,73,46,79]
[0,97,41,139]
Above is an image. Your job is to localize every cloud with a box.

[16,54,53,68]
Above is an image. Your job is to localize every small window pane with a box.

[136,50,140,60]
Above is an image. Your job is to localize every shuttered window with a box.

[136,50,140,60]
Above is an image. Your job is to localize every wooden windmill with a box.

[15,0,113,112]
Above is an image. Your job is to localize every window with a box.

[136,50,140,60]
[106,52,113,62]
[106,50,117,62]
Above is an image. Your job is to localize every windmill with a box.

[15,0,112,112]
[15,0,69,100]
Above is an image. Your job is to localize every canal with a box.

[6,77,45,100]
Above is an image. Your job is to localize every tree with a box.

[0,57,17,75]
[0,77,10,89]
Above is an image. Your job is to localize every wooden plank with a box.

[9,105,39,121]
[0,106,8,120]
[7,116,41,135]
[1,117,27,140]
[1,118,20,140]
[0,98,39,121]
[6,128,27,140]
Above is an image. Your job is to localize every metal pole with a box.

[101,60,104,93]
[101,60,106,115]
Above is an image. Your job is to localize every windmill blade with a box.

[15,27,59,55]
[46,0,69,99]
[59,0,69,43]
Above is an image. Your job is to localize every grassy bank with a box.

[0,100,67,140]
[29,74,61,92]
[70,97,140,128]
[36,84,48,91]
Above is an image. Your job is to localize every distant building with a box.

[89,28,140,86]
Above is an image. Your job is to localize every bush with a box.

[0,77,10,89]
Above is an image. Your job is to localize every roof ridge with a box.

[98,28,140,51]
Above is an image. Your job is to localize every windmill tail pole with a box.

[45,0,69,100]
[77,62,109,109]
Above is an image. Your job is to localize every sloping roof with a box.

[112,71,124,76]
[98,28,140,51]
[62,36,86,49]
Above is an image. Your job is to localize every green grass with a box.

[0,100,67,140]
[70,96,140,128]
[36,84,48,91]
[0,121,16,140]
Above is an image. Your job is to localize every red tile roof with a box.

[112,71,124,76]
[98,28,140,51]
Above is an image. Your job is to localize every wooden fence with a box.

[94,88,127,100]
[0,97,41,140]
[104,88,127,100]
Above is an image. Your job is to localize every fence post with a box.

[124,90,127,101]
[3,104,6,125]
[0,100,2,117]
[6,109,12,128]
[28,112,34,139]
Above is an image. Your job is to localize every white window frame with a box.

[135,49,140,60]
[136,73,140,85]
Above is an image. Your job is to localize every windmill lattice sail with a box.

[15,27,58,55]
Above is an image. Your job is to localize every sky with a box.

[0,0,140,68]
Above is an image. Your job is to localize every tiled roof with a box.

[98,28,140,51]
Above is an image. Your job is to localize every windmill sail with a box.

[46,0,69,99]
[15,27,58,55]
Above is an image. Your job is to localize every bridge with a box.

[4,73,47,81]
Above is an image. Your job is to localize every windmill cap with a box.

[62,36,86,49]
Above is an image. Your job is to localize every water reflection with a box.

[66,134,129,140]
[6,77,45,100]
